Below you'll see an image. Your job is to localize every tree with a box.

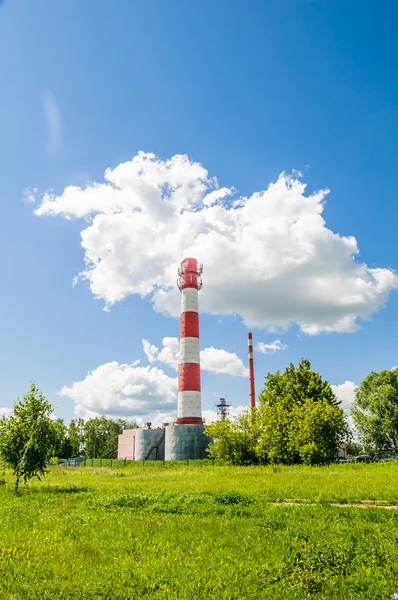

[51,417,138,460]
[67,418,85,457]
[205,409,259,465]
[257,359,347,465]
[206,359,348,466]
[256,402,292,464]
[83,417,136,459]
[351,368,398,455]
[50,418,73,459]
[0,384,62,493]
[260,359,339,409]
[288,398,348,465]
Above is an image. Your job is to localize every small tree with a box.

[258,359,347,465]
[67,418,85,457]
[83,416,137,459]
[256,402,293,464]
[352,368,398,455]
[205,409,259,465]
[0,383,62,493]
[259,358,339,409]
[205,360,348,466]
[288,398,348,465]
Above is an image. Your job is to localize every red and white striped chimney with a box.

[248,333,256,408]
[176,257,203,425]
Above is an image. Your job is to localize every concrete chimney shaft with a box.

[176,257,203,425]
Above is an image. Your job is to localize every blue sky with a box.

[1,0,398,424]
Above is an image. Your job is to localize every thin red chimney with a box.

[248,333,256,408]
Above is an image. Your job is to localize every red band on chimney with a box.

[176,417,204,425]
[248,332,255,408]
[180,312,199,339]
[178,362,201,392]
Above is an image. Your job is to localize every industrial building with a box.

[117,423,166,461]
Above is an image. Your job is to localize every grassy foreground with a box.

[1,462,398,599]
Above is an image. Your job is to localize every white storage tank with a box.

[135,427,165,461]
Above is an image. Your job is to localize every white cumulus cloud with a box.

[58,349,358,425]
[200,347,248,377]
[331,380,357,414]
[202,404,247,424]
[59,361,177,419]
[203,186,234,206]
[149,411,177,428]
[332,380,357,432]
[143,337,179,369]
[35,151,398,333]
[60,338,248,419]
[256,339,287,354]
[142,337,248,377]
[0,407,12,419]
[146,403,247,427]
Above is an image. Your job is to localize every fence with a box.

[48,457,218,468]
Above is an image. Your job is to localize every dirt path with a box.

[271,500,398,509]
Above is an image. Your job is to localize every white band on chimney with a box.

[177,391,202,419]
[180,337,200,364]
[181,288,199,313]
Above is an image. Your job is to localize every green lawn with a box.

[1,462,398,599]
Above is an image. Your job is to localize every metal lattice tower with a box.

[215,398,231,421]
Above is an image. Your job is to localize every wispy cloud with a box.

[43,91,62,153]
[255,339,287,354]
[22,186,38,204]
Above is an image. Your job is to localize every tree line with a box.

[205,359,398,465]
[56,416,137,459]
[1,358,397,492]
[205,359,348,465]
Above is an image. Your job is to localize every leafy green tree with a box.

[53,418,70,458]
[59,435,73,459]
[83,417,137,459]
[352,368,398,455]
[288,398,348,465]
[257,359,347,465]
[101,418,124,458]
[0,384,62,493]
[67,418,85,457]
[256,403,293,464]
[51,417,138,459]
[205,409,259,465]
[260,359,339,409]
[207,360,348,466]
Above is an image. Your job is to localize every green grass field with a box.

[1,461,398,599]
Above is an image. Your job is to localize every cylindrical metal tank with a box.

[134,428,165,461]
[164,423,210,461]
